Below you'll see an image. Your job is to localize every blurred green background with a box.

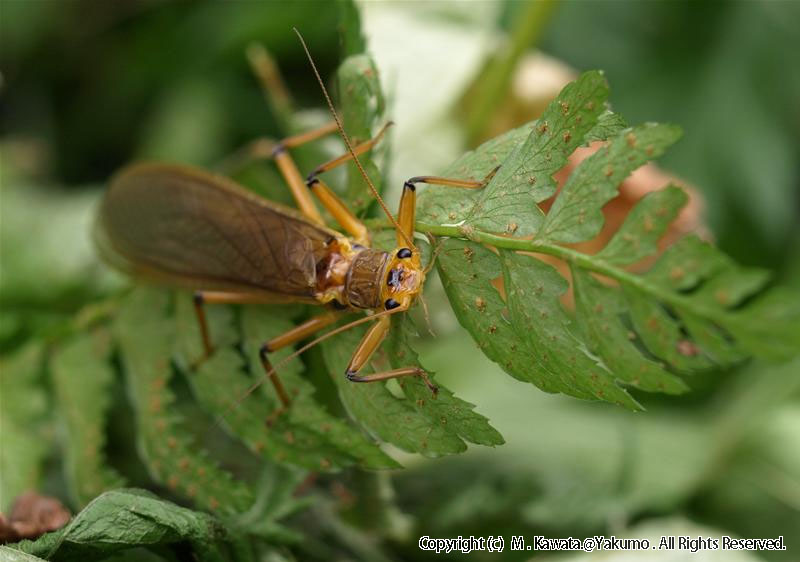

[1,1,798,560]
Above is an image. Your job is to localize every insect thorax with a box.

[344,248,391,309]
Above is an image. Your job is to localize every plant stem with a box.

[413,220,729,323]
[462,0,560,144]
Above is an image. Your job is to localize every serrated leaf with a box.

[51,330,126,507]
[417,110,627,227]
[114,288,253,514]
[417,122,533,226]
[624,288,715,373]
[499,251,640,409]
[596,185,688,265]
[385,314,504,448]
[463,70,611,236]
[676,309,746,365]
[436,239,565,394]
[337,54,386,213]
[540,124,682,243]
[0,546,46,561]
[416,69,796,410]
[338,0,366,57]
[173,297,368,471]
[237,306,399,470]
[10,489,234,562]
[583,110,628,142]
[690,260,771,308]
[723,288,800,360]
[234,465,312,543]
[418,71,611,236]
[320,319,468,456]
[0,343,48,511]
[571,267,688,394]
[645,235,727,290]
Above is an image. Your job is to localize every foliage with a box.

[2,2,799,560]
[418,70,799,409]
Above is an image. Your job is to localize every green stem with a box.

[413,220,729,324]
[463,0,560,143]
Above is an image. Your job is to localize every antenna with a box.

[293,27,415,250]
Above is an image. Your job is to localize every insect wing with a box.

[96,163,336,299]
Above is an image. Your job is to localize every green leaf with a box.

[596,185,689,265]
[583,110,628,142]
[234,466,313,543]
[460,70,611,236]
[419,69,799,408]
[0,546,46,561]
[417,109,627,227]
[499,251,640,409]
[723,288,800,360]
[571,267,688,394]
[539,124,682,243]
[436,239,564,394]
[10,489,234,562]
[114,288,253,515]
[321,319,468,456]
[417,121,533,226]
[338,0,366,57]
[237,306,400,470]
[624,288,716,373]
[644,235,727,290]
[174,296,367,471]
[337,54,386,213]
[0,343,48,511]
[51,330,126,507]
[385,314,504,448]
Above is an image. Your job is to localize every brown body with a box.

[96,163,398,311]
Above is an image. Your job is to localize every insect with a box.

[95,30,495,418]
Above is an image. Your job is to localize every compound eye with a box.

[397,248,412,259]
[385,298,401,310]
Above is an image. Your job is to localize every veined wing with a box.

[96,163,338,299]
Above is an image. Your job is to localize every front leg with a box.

[345,315,438,394]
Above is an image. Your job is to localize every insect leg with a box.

[307,121,392,178]
[267,121,389,229]
[246,43,293,120]
[397,167,500,246]
[304,122,393,245]
[403,165,500,190]
[190,289,280,368]
[345,315,438,394]
[259,311,340,423]
[306,178,368,245]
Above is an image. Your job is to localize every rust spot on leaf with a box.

[677,339,699,356]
